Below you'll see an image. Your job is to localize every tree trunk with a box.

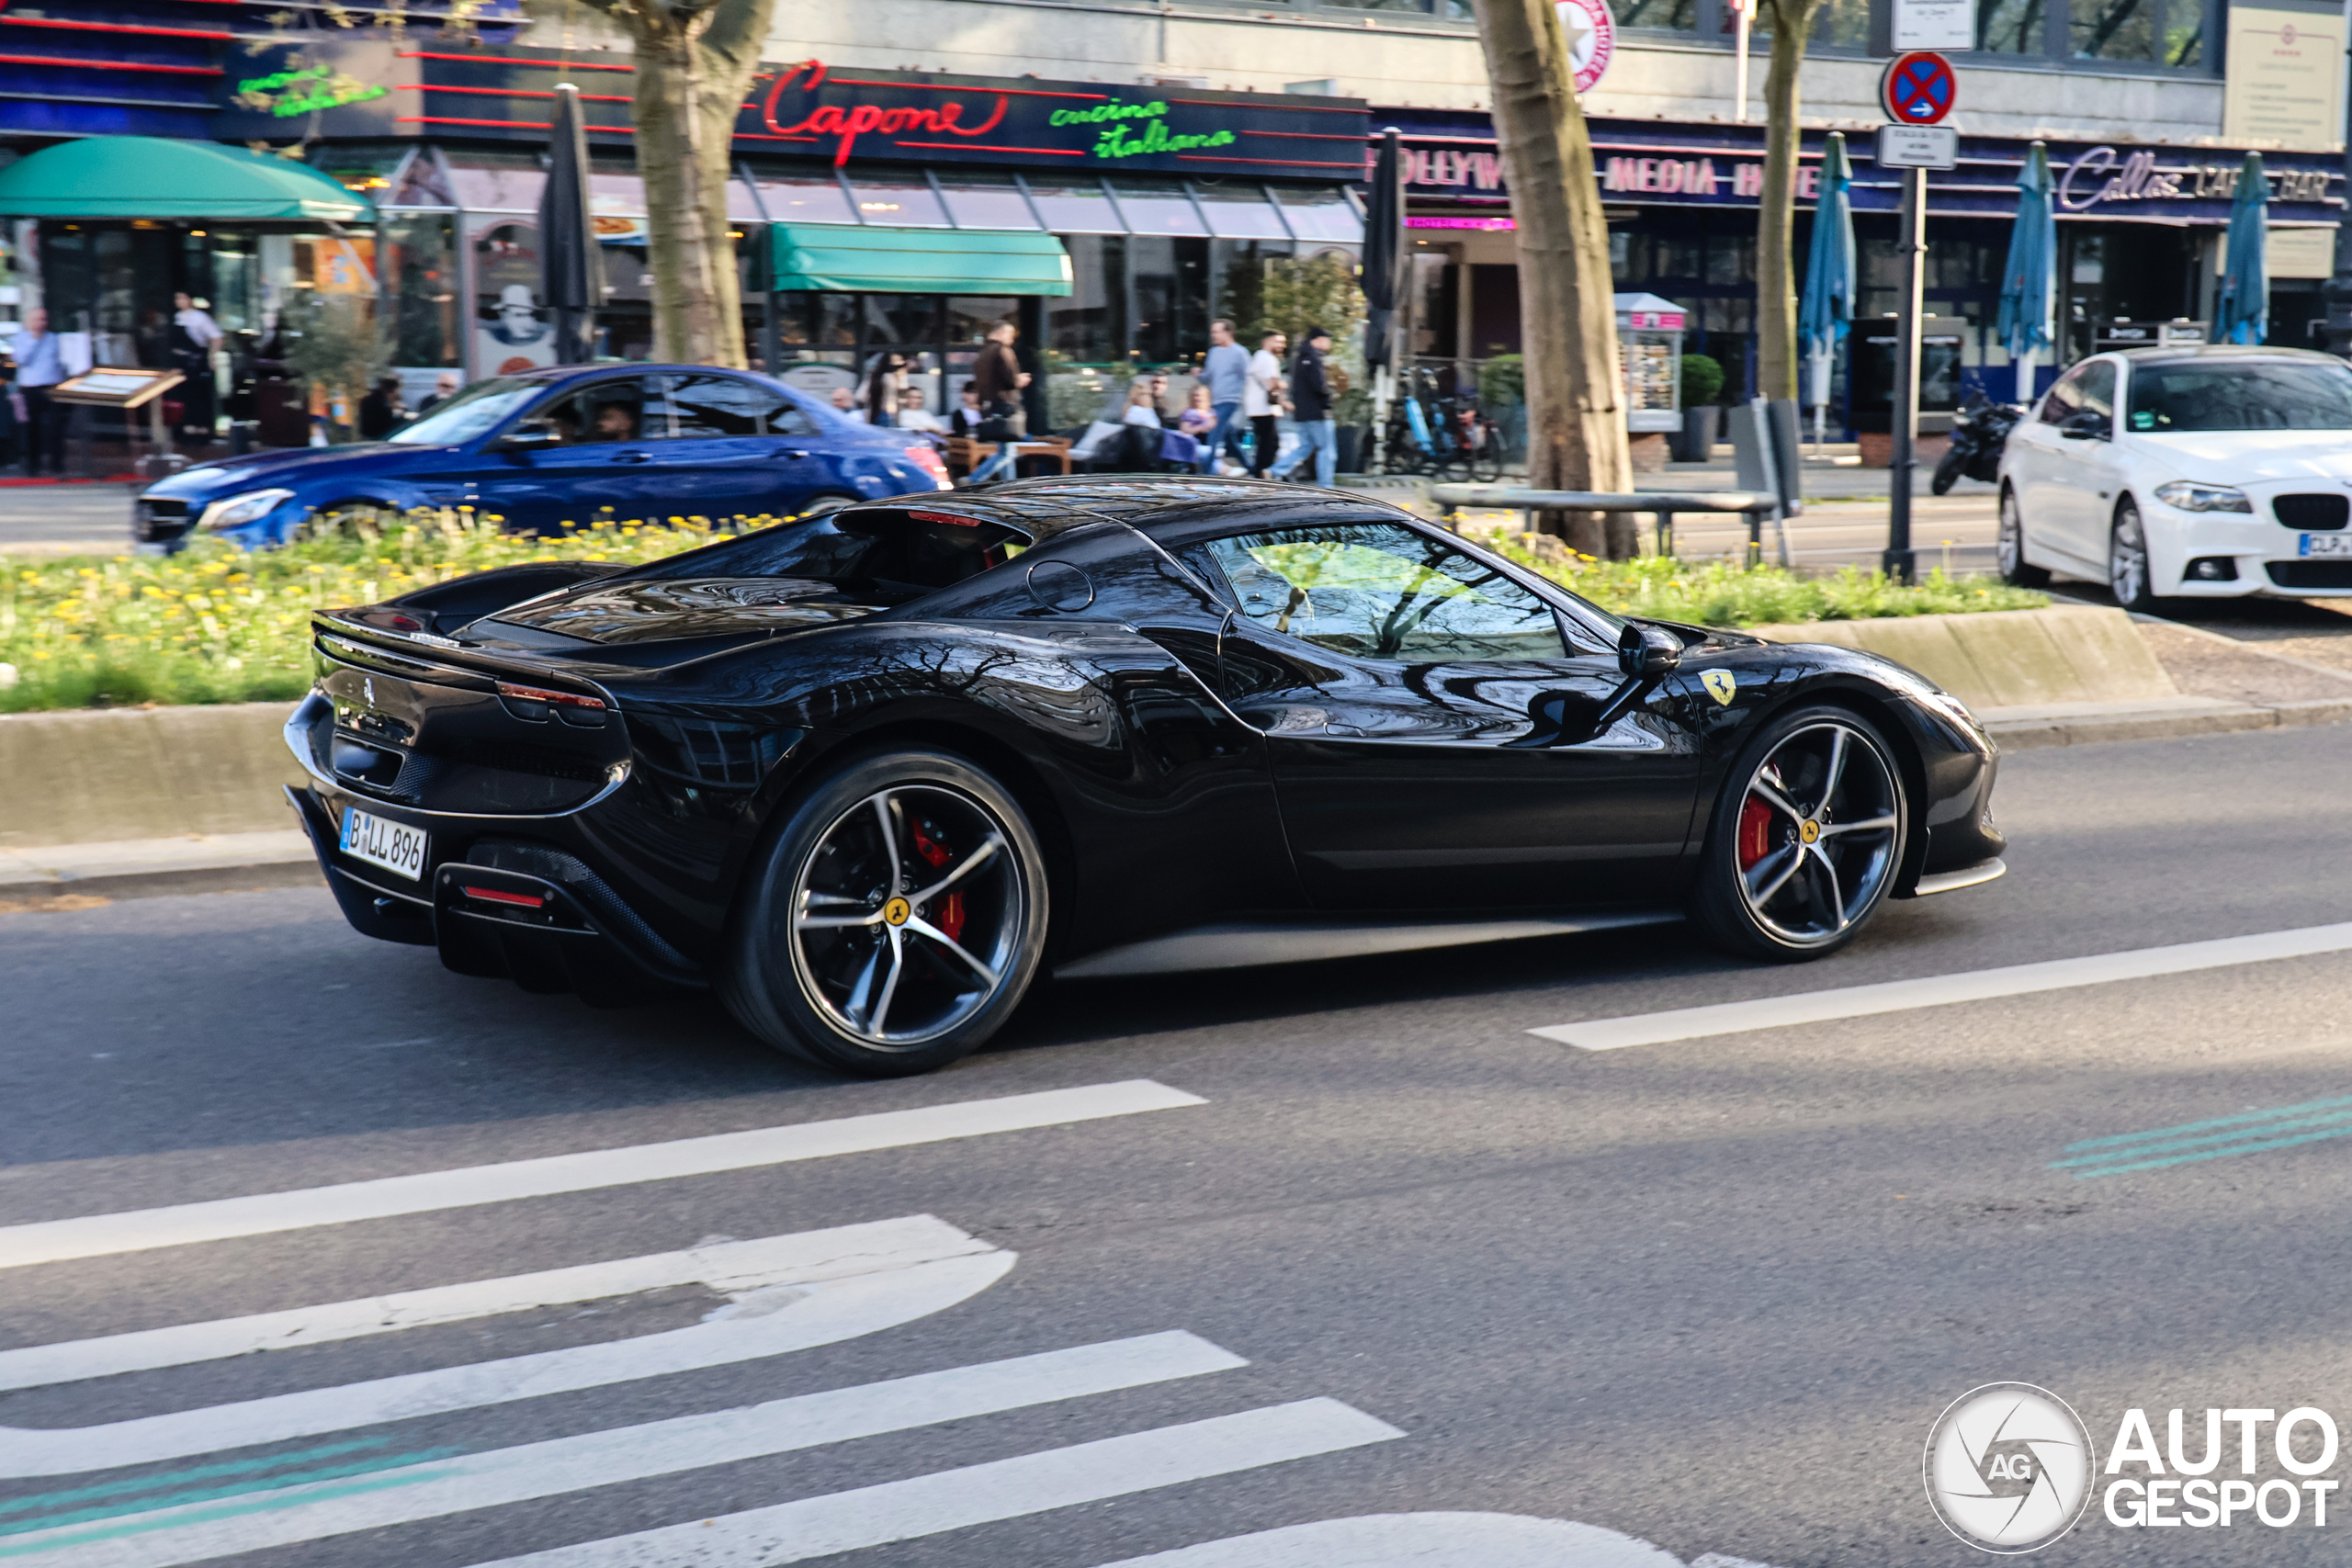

[1756,0,1824,403]
[588,0,775,367]
[1472,0,1632,557]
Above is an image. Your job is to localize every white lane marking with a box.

[0,1251,1014,1478]
[0,1333,1249,1567]
[0,1214,986,1393]
[1531,921,2352,1051]
[1092,1512,1684,1567]
[0,1080,1203,1270]
[458,1399,1402,1568]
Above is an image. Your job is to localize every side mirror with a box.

[495,425,561,452]
[2060,410,2109,441]
[1618,621,1683,679]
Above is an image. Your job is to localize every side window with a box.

[668,372,794,437]
[2075,360,2116,421]
[548,376,662,444]
[1203,522,1566,663]
[2039,366,2088,427]
[770,400,823,438]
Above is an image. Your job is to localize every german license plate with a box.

[341,807,427,881]
[2300,534,2352,558]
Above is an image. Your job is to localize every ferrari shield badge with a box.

[1701,669,1738,705]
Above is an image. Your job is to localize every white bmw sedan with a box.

[1997,345,2352,611]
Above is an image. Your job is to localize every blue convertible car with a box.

[132,365,952,548]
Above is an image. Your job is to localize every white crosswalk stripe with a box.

[461,1402,1404,1568]
[0,1079,1203,1270]
[0,1078,1413,1567]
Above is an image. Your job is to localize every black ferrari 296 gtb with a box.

[287,477,2007,1076]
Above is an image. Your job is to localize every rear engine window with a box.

[611,510,1024,603]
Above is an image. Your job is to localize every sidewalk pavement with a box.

[0,829,319,908]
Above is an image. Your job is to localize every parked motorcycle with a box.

[1932,391,2024,495]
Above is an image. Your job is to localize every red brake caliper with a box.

[909,818,967,942]
[1737,795,1775,870]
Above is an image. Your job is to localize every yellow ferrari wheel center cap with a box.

[883,896,912,926]
[1798,819,1822,845]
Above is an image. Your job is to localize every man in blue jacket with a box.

[1271,326,1336,489]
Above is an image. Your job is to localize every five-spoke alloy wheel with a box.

[1693,706,1909,960]
[722,750,1048,1075]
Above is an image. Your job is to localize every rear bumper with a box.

[287,782,705,996]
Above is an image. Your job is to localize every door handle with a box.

[779,449,810,460]
[611,449,652,464]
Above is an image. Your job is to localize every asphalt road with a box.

[8,725,2352,1566]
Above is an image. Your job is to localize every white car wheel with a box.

[2109,501,2158,614]
[1998,488,2049,588]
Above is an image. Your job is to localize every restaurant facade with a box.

[0,6,1367,434]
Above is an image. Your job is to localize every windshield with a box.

[386,378,547,446]
[2126,361,2352,433]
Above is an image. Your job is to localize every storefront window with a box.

[382,214,459,369]
[1049,234,1125,361]
[865,295,943,344]
[1110,178,1208,238]
[938,176,1039,231]
[1192,180,1292,240]
[1128,236,1210,363]
[2072,0,2154,61]
[1814,0,1870,47]
[946,296,1022,344]
[1976,0,2047,53]
[1616,0,1698,28]
[757,175,860,226]
[1273,186,1365,244]
[844,175,951,228]
[1022,180,1125,235]
[777,292,859,349]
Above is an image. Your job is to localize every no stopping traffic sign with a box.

[1881,51,1956,125]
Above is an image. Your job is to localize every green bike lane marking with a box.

[2052,1092,2352,1179]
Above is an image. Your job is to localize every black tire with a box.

[1996,487,2050,588]
[2108,499,2162,615]
[719,749,1049,1077]
[1930,442,1967,496]
[1690,705,1910,962]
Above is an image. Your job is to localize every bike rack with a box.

[1428,486,1784,566]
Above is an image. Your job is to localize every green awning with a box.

[772,223,1071,296]
[0,137,375,222]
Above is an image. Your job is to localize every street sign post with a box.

[1880,51,1956,125]
[1873,64,1956,583]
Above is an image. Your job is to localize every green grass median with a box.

[0,513,2049,714]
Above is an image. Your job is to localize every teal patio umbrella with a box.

[1796,131,1856,445]
[2216,152,2270,345]
[1995,142,2055,403]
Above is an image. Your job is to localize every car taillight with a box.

[905,446,952,489]
[462,886,546,908]
[496,682,605,710]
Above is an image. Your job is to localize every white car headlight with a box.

[2153,480,2252,513]
[196,488,296,531]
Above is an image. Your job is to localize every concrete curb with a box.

[1982,696,2352,750]
[0,702,305,851]
[0,829,321,904]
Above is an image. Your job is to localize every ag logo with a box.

[1700,669,1738,705]
[1924,1382,2096,1553]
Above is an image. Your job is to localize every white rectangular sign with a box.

[1893,0,1974,50]
[1877,123,1959,170]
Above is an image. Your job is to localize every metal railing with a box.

[1430,485,1783,564]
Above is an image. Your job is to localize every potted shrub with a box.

[1672,354,1724,463]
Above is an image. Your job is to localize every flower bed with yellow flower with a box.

[0,512,729,714]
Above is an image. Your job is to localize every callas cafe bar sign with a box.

[211,40,1368,182]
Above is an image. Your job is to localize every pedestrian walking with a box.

[973,321,1030,422]
[14,307,64,477]
[1272,326,1337,489]
[170,292,224,441]
[1244,330,1286,479]
[1198,318,1249,475]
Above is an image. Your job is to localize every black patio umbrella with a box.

[1363,127,1404,370]
[538,82,598,366]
